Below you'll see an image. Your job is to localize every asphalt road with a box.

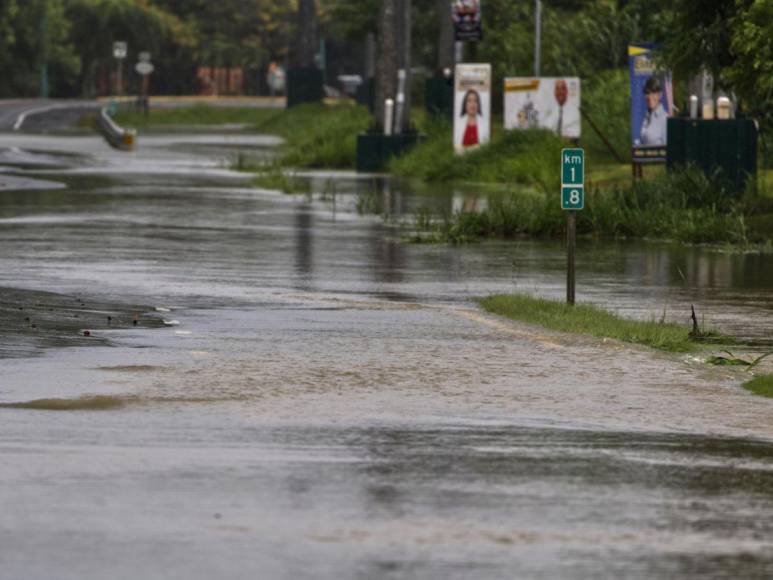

[0,99,101,132]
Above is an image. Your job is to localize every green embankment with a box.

[743,375,773,398]
[116,102,372,169]
[111,92,773,246]
[113,104,278,127]
[478,293,708,353]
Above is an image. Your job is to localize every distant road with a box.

[0,96,287,133]
[0,99,100,132]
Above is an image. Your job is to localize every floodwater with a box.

[1,126,773,579]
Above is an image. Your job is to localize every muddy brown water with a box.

[1,131,773,579]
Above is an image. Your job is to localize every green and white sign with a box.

[561,148,584,210]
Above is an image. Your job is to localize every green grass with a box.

[478,293,703,352]
[742,374,773,397]
[391,118,565,188]
[113,104,279,128]
[115,102,372,169]
[251,163,310,194]
[255,103,372,168]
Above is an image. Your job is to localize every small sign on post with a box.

[561,148,584,209]
[561,148,584,305]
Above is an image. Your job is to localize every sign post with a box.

[561,148,584,305]
[113,41,128,97]
[135,52,154,117]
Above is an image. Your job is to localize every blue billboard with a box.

[629,43,673,162]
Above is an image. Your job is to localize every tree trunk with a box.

[375,0,397,132]
[436,0,454,72]
[296,0,317,68]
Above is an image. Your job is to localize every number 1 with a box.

[570,167,575,181]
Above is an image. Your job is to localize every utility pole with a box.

[436,0,454,72]
[375,0,397,133]
[39,3,49,99]
[395,0,411,133]
[297,0,317,68]
[287,0,322,107]
[534,0,541,77]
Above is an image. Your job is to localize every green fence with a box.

[667,118,757,193]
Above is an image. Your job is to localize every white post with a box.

[394,69,406,135]
[689,95,698,119]
[384,98,395,136]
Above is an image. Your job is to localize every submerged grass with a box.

[742,374,773,398]
[251,162,311,194]
[478,293,701,353]
[408,166,764,245]
[0,395,127,411]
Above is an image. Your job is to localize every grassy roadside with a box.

[478,293,706,352]
[114,104,279,127]
[115,102,372,169]
[479,293,773,399]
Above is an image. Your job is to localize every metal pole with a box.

[116,60,122,97]
[39,10,48,99]
[454,41,463,64]
[566,210,576,305]
[534,0,541,77]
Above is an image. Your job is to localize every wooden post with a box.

[567,210,576,305]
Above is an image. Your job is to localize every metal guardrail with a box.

[96,107,136,151]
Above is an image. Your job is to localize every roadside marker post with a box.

[561,148,584,305]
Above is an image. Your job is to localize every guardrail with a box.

[95,107,136,151]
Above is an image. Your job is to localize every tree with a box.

[726,0,773,129]
[662,0,745,87]
[66,0,191,96]
[0,0,80,97]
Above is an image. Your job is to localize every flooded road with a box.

[1,128,773,579]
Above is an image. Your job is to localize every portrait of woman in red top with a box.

[461,90,482,147]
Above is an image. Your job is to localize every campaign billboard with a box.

[504,77,581,138]
[454,63,491,154]
[629,43,673,162]
[451,0,482,42]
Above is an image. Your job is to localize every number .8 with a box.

[570,190,580,205]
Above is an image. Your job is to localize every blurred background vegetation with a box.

[1,1,770,165]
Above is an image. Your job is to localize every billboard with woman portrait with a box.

[454,63,491,154]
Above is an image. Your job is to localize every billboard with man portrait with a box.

[503,77,581,138]
[629,43,673,162]
[454,63,491,154]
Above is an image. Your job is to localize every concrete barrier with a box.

[96,107,136,151]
